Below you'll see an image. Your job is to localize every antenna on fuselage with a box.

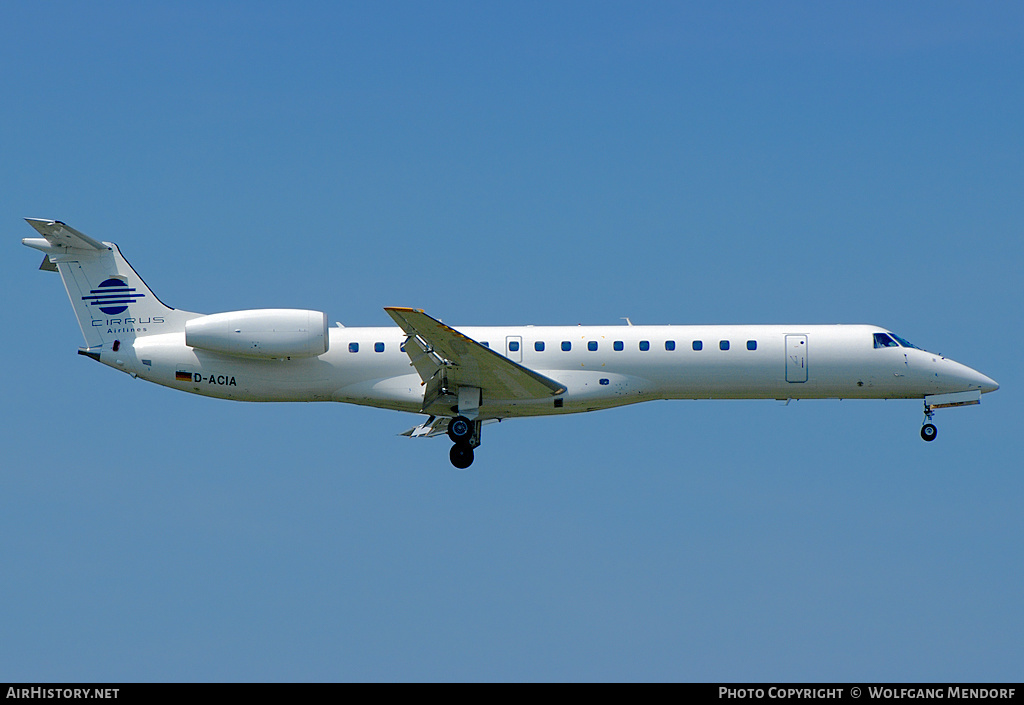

[621,317,633,326]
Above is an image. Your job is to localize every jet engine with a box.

[185,309,329,359]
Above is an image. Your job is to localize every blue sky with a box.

[2,2,1022,681]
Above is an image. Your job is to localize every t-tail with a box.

[22,219,201,357]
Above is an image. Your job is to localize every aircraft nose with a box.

[944,358,998,394]
[978,373,999,394]
[963,364,999,393]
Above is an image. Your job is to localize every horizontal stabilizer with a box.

[23,218,107,251]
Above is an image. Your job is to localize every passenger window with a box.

[588,341,598,352]
[873,333,899,349]
[639,341,650,351]
[535,341,545,352]
[349,342,359,353]
[561,341,571,352]
[720,340,730,351]
[509,341,520,352]
[692,340,703,351]
[374,342,384,353]
[746,340,757,351]
[613,341,624,351]
[665,340,676,351]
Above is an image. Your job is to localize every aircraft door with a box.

[786,335,808,383]
[506,336,523,363]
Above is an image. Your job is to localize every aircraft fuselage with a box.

[109,323,996,419]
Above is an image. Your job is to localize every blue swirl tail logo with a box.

[81,278,145,315]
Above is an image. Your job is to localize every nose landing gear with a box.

[447,415,481,468]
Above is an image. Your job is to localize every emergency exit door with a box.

[786,335,807,383]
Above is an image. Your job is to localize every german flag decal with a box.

[175,371,192,381]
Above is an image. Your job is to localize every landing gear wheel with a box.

[447,415,473,443]
[921,423,937,442]
[450,443,474,469]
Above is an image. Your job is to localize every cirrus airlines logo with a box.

[81,278,146,315]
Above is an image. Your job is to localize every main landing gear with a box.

[450,443,474,469]
[920,401,938,442]
[447,415,481,469]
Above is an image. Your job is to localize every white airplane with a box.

[23,218,999,468]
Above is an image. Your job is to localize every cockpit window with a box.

[890,333,921,350]
[873,333,899,348]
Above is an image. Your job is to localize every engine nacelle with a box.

[185,309,329,359]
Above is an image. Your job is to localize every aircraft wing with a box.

[384,307,566,409]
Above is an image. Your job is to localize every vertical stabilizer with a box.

[23,219,200,349]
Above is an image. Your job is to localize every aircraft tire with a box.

[921,423,937,442]
[450,443,474,469]
[447,415,473,443]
